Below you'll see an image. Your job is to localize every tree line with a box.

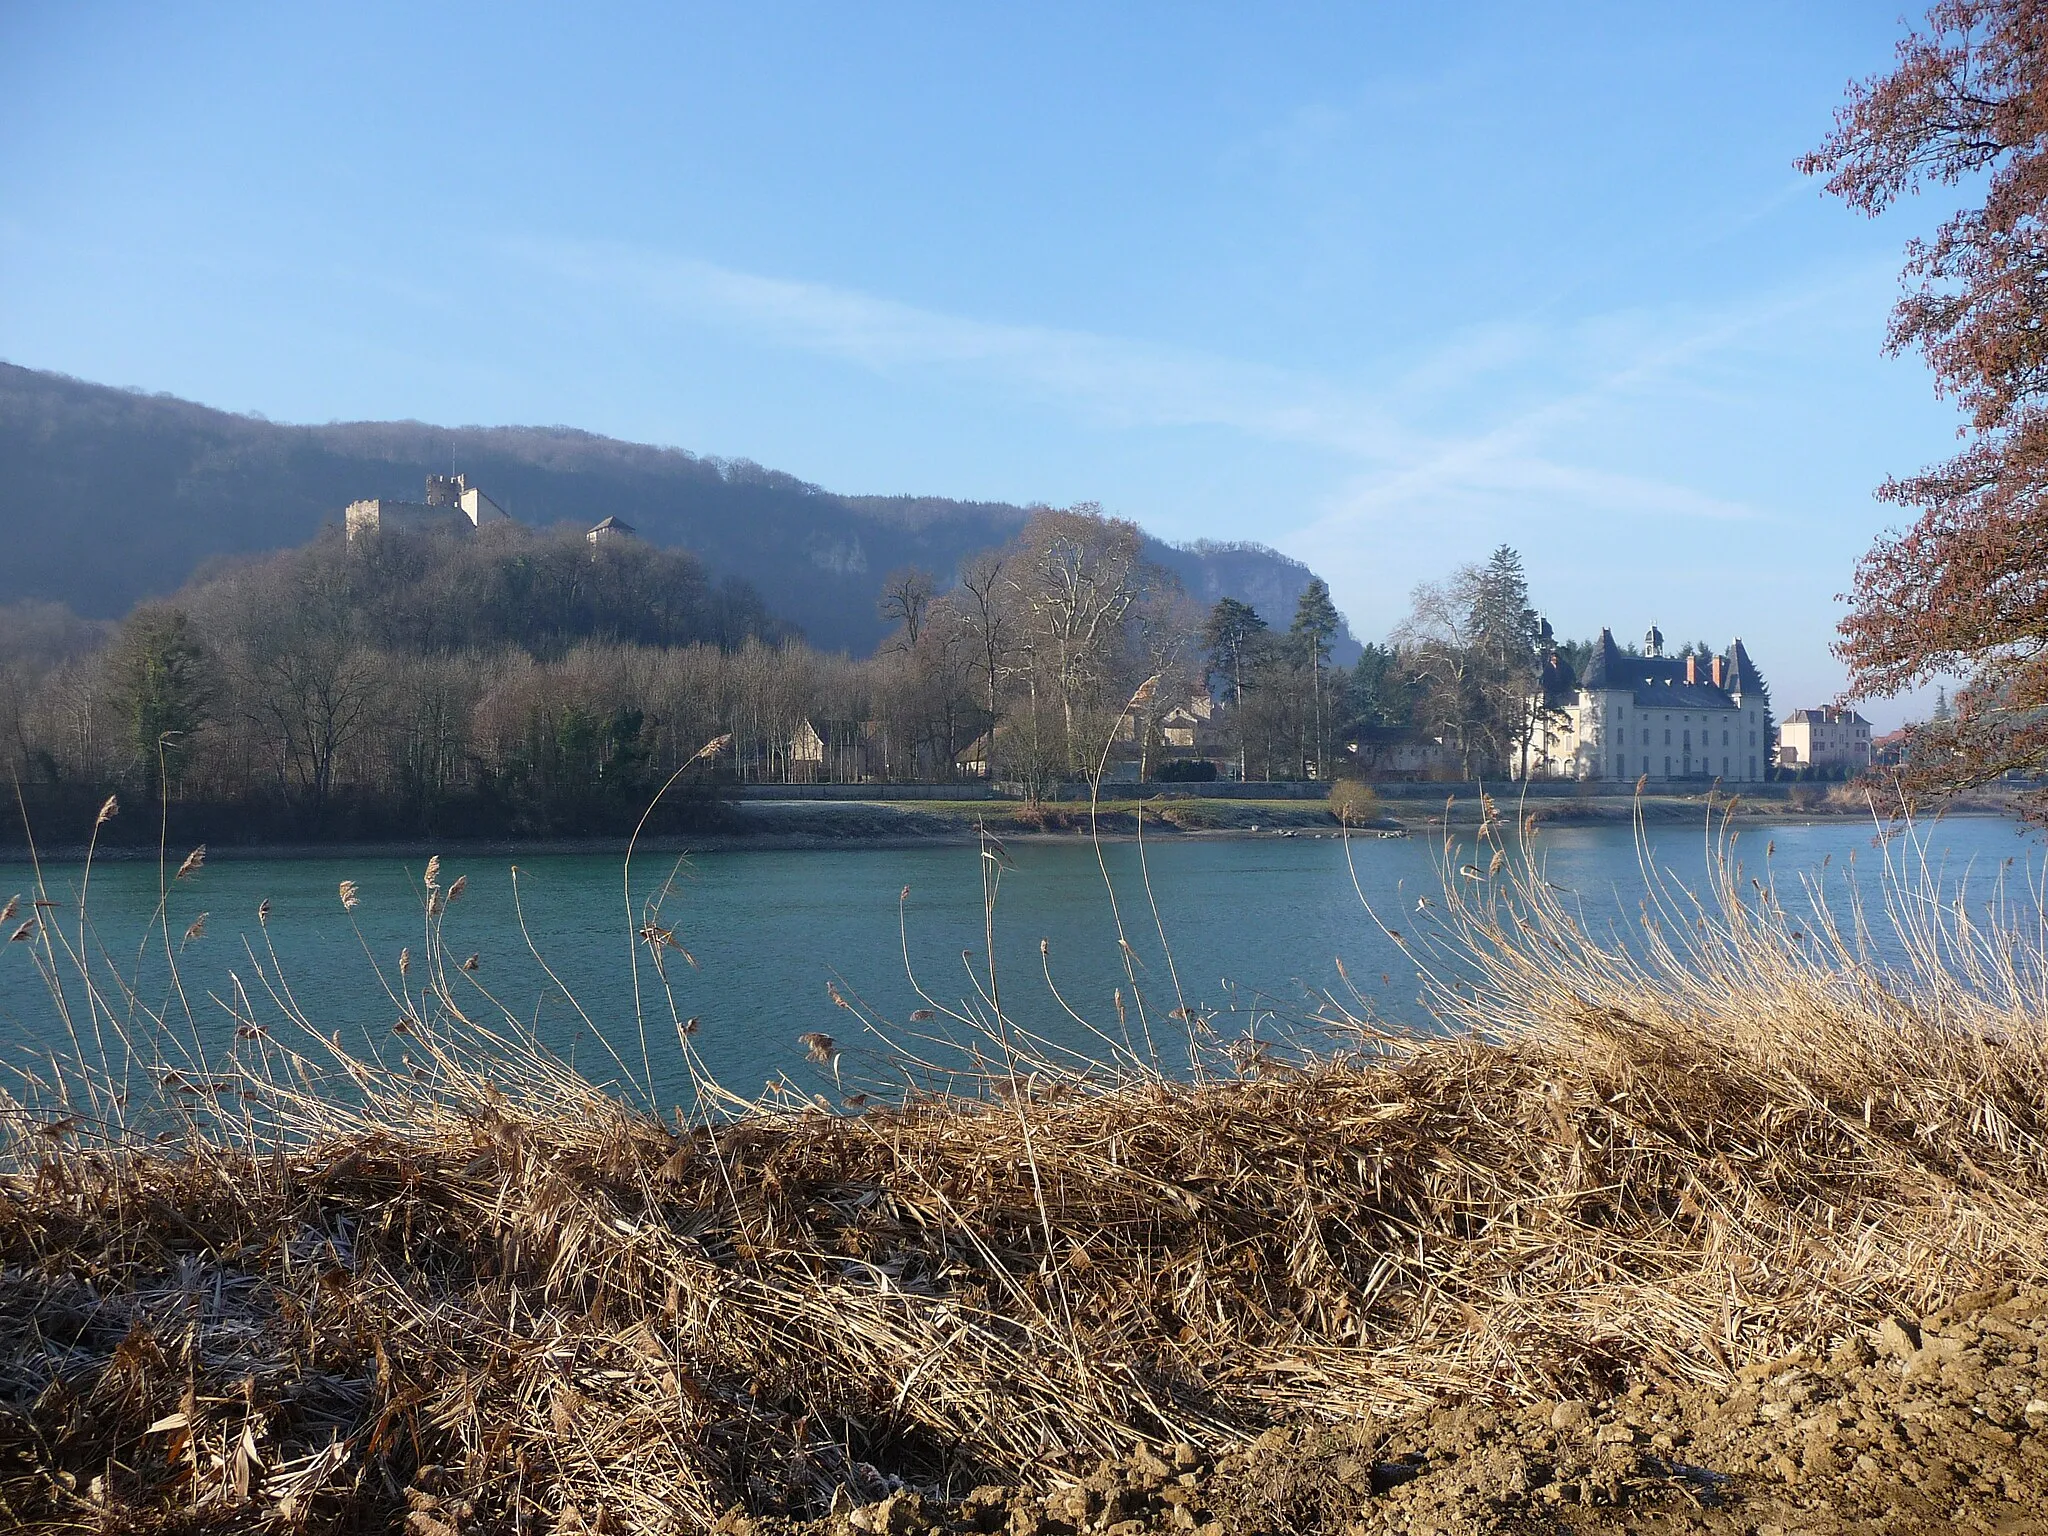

[0,498,1592,843]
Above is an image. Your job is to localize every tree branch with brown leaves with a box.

[1805,0,2048,808]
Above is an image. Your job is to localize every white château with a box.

[1518,625,1771,784]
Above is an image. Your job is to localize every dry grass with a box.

[2,798,2046,1532]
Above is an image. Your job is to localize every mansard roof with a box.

[1608,664,1741,710]
[1579,629,1765,712]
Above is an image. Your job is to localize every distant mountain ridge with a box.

[0,362,1357,657]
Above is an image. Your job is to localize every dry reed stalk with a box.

[2,806,2046,1532]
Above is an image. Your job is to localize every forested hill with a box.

[0,363,1358,657]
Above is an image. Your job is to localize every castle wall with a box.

[343,498,475,541]
[345,476,511,541]
[459,485,509,526]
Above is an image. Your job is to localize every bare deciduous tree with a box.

[878,567,938,651]
[1010,506,1149,771]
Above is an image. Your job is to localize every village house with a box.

[1340,727,1457,779]
[1872,727,1911,767]
[344,473,511,542]
[1518,625,1770,784]
[1158,693,1215,751]
[1108,690,1223,767]
[957,692,1217,782]
[954,731,994,779]
[1777,706,1873,774]
[784,717,878,783]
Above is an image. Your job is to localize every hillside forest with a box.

[0,504,1577,843]
[0,363,1357,659]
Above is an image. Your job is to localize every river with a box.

[1,816,2039,1112]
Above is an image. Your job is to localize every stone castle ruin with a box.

[344,473,512,542]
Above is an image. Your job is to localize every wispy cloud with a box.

[1317,284,1862,535]
[510,236,1873,546]
[509,237,1411,460]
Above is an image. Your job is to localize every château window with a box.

[1664,729,1671,745]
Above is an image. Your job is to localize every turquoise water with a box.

[1,817,2039,1112]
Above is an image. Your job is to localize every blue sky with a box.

[0,3,1962,724]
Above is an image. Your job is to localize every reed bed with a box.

[2,798,2047,1532]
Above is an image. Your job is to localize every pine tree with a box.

[1290,577,1341,778]
[1463,546,1542,773]
[1202,598,1267,781]
[1346,643,1399,731]
[1465,546,1539,665]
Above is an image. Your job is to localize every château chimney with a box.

[1711,654,1725,688]
[1685,654,1698,685]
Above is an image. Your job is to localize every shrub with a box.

[1154,757,1218,783]
[1329,778,1382,825]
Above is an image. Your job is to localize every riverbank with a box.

[12,1077,2048,1536]
[3,784,2025,862]
[5,834,2045,1533]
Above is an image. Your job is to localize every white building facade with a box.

[1777,707,1872,773]
[1519,627,1770,785]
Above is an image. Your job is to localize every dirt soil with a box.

[717,1285,2048,1536]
